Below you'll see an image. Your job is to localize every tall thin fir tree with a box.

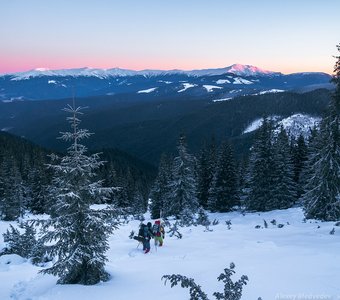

[245,117,275,211]
[166,134,199,220]
[0,154,25,221]
[208,141,239,212]
[291,134,308,199]
[197,139,216,209]
[149,153,172,219]
[302,44,340,221]
[39,103,120,285]
[268,127,296,210]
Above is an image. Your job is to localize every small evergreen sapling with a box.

[196,207,211,227]
[213,263,248,300]
[162,274,209,300]
[162,263,257,300]
[1,222,46,265]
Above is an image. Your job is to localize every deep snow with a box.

[1,208,340,300]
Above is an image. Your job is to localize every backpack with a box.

[138,224,149,239]
[152,224,162,237]
[143,225,151,239]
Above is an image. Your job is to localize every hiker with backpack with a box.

[134,223,153,254]
[152,220,165,247]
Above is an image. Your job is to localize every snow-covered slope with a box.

[243,116,280,134]
[1,208,339,299]
[137,87,157,94]
[203,85,223,92]
[243,114,321,139]
[178,83,197,93]
[276,113,321,139]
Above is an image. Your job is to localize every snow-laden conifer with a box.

[0,156,25,221]
[197,140,216,209]
[245,118,274,211]
[149,153,172,219]
[268,127,297,210]
[39,104,120,285]
[208,142,239,212]
[165,135,199,220]
[302,44,340,221]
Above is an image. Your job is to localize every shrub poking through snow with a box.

[277,224,284,228]
[196,207,211,227]
[330,228,335,235]
[162,263,255,300]
[212,219,219,226]
[129,230,135,239]
[167,221,182,239]
[263,219,268,228]
[270,219,276,226]
[225,220,232,230]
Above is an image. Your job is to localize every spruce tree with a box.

[166,134,199,220]
[291,134,308,198]
[149,153,172,219]
[245,118,274,211]
[0,154,25,221]
[39,104,119,285]
[208,142,239,212]
[302,44,340,221]
[197,140,216,209]
[26,167,49,214]
[268,127,296,210]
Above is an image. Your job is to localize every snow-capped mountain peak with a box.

[224,64,280,77]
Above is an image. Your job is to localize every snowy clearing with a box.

[243,118,264,134]
[158,80,172,84]
[203,85,223,92]
[1,208,340,299]
[216,79,230,84]
[254,89,285,95]
[232,77,253,85]
[212,97,233,102]
[137,87,157,94]
[178,83,197,93]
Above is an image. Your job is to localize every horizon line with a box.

[0,64,333,76]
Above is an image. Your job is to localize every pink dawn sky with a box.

[0,0,339,75]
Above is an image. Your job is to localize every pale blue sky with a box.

[0,0,339,73]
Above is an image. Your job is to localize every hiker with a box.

[134,223,152,254]
[152,220,165,247]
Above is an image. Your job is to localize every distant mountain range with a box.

[0,64,333,101]
[2,64,282,79]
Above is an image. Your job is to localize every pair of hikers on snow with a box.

[134,220,165,254]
